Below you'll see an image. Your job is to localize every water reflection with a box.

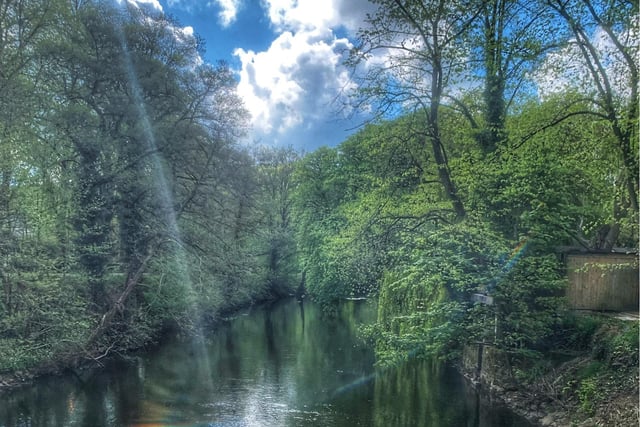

[0,298,529,426]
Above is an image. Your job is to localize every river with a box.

[0,298,531,426]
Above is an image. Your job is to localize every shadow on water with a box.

[0,298,532,427]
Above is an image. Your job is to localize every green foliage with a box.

[0,0,281,375]
[292,146,377,305]
[371,275,464,366]
[142,253,199,330]
[368,219,567,363]
[253,146,301,296]
[0,273,91,372]
[493,253,566,353]
[549,319,640,419]
[609,323,640,367]
[290,86,637,366]
[577,376,599,415]
[591,321,640,367]
[561,314,604,351]
[366,223,490,363]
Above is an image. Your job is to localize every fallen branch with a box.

[85,248,157,348]
[85,341,118,367]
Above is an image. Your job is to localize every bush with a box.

[578,376,599,415]
[0,285,91,373]
[568,315,603,350]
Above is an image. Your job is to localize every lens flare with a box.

[112,5,215,419]
[502,237,529,274]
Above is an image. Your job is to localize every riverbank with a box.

[0,294,281,396]
[0,336,150,394]
[460,313,639,426]
[462,363,638,426]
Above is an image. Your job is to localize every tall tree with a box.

[0,0,69,314]
[472,0,553,153]
[347,0,479,220]
[543,0,638,214]
[40,0,251,341]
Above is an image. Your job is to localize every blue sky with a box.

[129,0,376,150]
[127,0,634,153]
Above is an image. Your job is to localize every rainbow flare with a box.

[502,237,530,274]
[485,237,530,293]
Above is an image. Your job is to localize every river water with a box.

[0,298,531,426]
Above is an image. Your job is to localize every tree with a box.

[0,0,68,312]
[292,147,346,303]
[0,0,280,372]
[253,145,300,296]
[542,0,638,215]
[471,0,554,153]
[38,0,252,343]
[347,0,481,220]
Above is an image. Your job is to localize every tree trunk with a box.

[428,135,466,221]
[427,53,466,221]
[480,0,507,155]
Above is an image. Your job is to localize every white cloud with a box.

[127,0,163,12]
[180,25,194,38]
[263,0,337,32]
[234,28,359,146]
[211,0,242,27]
[162,0,243,29]
[230,0,376,147]
[166,0,186,8]
[535,25,639,100]
[165,0,242,26]
[262,0,373,33]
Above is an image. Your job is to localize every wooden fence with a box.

[565,253,639,311]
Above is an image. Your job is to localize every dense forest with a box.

[296,0,639,361]
[0,0,296,371]
[0,0,638,422]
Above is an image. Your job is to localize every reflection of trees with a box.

[371,358,528,427]
[0,379,76,427]
[298,298,305,334]
[0,360,145,426]
[0,299,529,426]
[290,300,376,407]
[372,360,465,427]
[139,334,222,421]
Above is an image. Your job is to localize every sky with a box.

[128,0,377,150]
[125,0,634,152]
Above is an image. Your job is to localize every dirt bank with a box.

[460,316,639,426]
